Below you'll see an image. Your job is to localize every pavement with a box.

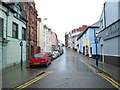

[1,47,120,89]
[2,61,44,89]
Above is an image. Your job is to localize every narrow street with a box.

[1,1,120,90]
[20,47,116,89]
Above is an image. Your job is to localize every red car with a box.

[29,52,52,68]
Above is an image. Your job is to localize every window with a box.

[12,22,18,38]
[0,18,3,38]
[31,54,44,58]
[22,27,26,40]
[46,53,50,57]
[30,28,34,37]
[30,14,34,22]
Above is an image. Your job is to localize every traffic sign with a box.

[20,41,23,47]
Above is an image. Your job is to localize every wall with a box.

[99,2,120,66]
[79,27,100,57]
[0,3,27,68]
[105,2,119,27]
[39,22,45,52]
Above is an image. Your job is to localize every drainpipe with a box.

[103,2,106,28]
[118,1,120,67]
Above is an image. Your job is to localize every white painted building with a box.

[0,2,27,68]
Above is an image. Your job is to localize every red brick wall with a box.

[24,2,38,57]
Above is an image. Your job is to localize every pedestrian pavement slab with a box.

[2,61,44,88]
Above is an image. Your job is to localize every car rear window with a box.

[31,54,44,58]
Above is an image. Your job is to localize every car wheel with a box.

[30,65,33,68]
[49,60,51,64]
[45,62,48,67]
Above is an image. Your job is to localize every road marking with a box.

[100,73,120,86]
[14,71,53,90]
[80,59,120,89]
[97,73,120,89]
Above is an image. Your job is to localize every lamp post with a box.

[95,37,99,66]
[20,41,23,67]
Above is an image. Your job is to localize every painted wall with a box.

[79,27,100,56]
[39,22,45,52]
[98,1,120,66]
[45,29,52,52]
[52,32,57,46]
[105,2,119,27]
[99,1,119,30]
[0,3,27,68]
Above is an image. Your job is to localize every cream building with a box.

[44,25,52,52]
[37,18,45,52]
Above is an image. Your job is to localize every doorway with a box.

[101,44,104,63]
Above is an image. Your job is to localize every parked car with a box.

[29,52,52,68]
[47,52,54,61]
[52,51,58,59]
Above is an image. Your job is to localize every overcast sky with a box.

[34,0,106,44]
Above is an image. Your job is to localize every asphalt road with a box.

[24,47,117,89]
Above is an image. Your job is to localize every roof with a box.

[2,2,16,13]
[77,26,99,40]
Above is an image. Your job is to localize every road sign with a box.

[20,41,23,47]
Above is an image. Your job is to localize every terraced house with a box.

[23,2,38,59]
[0,2,27,68]
[98,1,120,67]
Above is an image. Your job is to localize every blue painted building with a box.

[98,1,120,67]
[77,22,100,58]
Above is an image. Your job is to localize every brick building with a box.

[23,2,38,59]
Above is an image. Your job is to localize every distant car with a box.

[52,51,59,59]
[29,52,52,68]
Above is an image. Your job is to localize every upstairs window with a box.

[12,22,18,39]
[0,18,3,38]
[22,27,26,40]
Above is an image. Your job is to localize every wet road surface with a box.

[25,48,117,89]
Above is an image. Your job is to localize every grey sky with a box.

[35,0,106,44]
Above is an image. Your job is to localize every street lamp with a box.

[95,37,99,66]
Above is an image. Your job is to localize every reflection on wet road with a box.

[26,47,116,88]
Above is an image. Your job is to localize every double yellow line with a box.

[98,73,120,89]
[14,71,53,90]
[80,59,120,89]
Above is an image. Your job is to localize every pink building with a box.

[52,32,58,51]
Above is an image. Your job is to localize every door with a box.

[101,44,104,63]
[83,46,85,55]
